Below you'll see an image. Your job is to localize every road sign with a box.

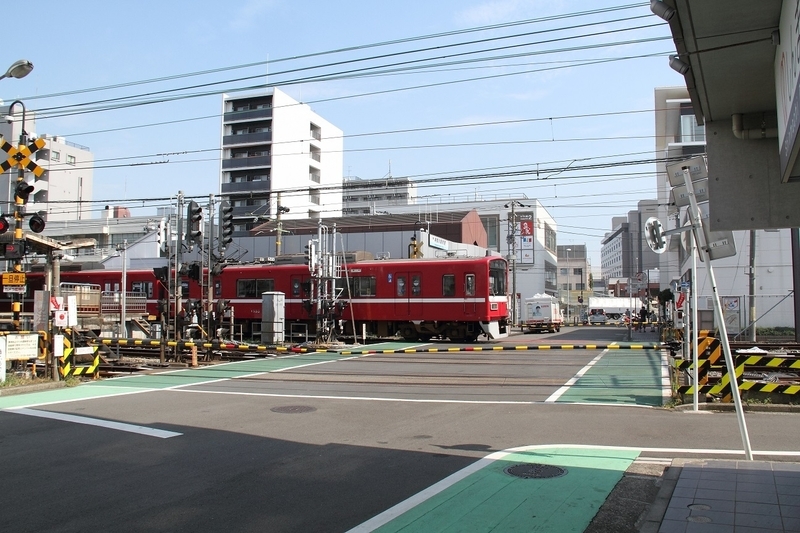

[3,285,24,293]
[2,272,26,285]
[0,137,46,177]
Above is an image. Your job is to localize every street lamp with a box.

[0,60,33,81]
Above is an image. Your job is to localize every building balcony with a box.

[222,155,271,170]
[223,131,272,146]
[224,108,272,123]
[221,181,271,195]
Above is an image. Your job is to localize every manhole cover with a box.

[504,463,568,479]
[270,405,316,414]
[688,504,711,511]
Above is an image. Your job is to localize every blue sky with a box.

[0,0,681,269]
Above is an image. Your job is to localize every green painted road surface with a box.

[0,352,349,410]
[553,349,669,407]
[354,446,640,533]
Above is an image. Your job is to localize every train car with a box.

[1,255,510,342]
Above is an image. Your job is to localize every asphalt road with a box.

[2,326,799,532]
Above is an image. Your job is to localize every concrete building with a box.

[600,200,660,289]
[653,87,793,330]
[219,88,343,234]
[342,175,417,216]
[556,244,589,323]
[0,106,93,223]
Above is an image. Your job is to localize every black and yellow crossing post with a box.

[1,100,46,328]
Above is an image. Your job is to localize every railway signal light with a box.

[185,200,202,246]
[3,243,24,259]
[153,266,169,284]
[15,180,34,204]
[28,213,45,233]
[215,298,230,316]
[408,236,420,259]
[218,200,234,252]
[156,219,167,253]
[187,262,201,282]
[304,240,317,271]
[0,217,8,234]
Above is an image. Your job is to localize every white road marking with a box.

[7,408,181,438]
[172,388,534,405]
[346,443,800,533]
[545,349,608,403]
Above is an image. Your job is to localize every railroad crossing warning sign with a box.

[2,272,26,285]
[0,137,46,177]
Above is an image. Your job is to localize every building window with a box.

[544,224,556,252]
[51,151,60,162]
[66,155,76,165]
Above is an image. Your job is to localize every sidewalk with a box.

[642,458,800,533]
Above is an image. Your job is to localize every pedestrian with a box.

[639,306,647,331]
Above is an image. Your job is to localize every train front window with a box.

[489,262,507,296]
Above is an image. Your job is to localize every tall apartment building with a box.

[0,107,93,223]
[219,88,343,234]
[342,175,417,215]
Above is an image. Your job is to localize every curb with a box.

[673,402,800,413]
[0,381,66,397]
[639,464,681,533]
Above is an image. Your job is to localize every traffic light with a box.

[28,214,45,233]
[218,200,234,252]
[15,180,34,204]
[0,217,8,234]
[185,200,202,246]
[153,266,169,284]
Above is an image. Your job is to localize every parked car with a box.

[588,308,606,324]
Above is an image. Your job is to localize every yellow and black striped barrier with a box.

[93,337,663,354]
[59,336,100,378]
[676,353,800,400]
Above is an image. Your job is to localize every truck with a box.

[524,294,563,333]
[586,296,642,321]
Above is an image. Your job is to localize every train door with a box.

[463,273,476,316]
[394,271,422,317]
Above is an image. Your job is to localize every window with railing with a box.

[310,147,321,162]
[310,123,322,141]
[309,189,320,205]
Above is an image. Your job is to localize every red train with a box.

[6,255,510,342]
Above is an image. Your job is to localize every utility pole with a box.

[275,192,289,257]
[207,194,215,342]
[175,191,184,348]
[749,230,756,341]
